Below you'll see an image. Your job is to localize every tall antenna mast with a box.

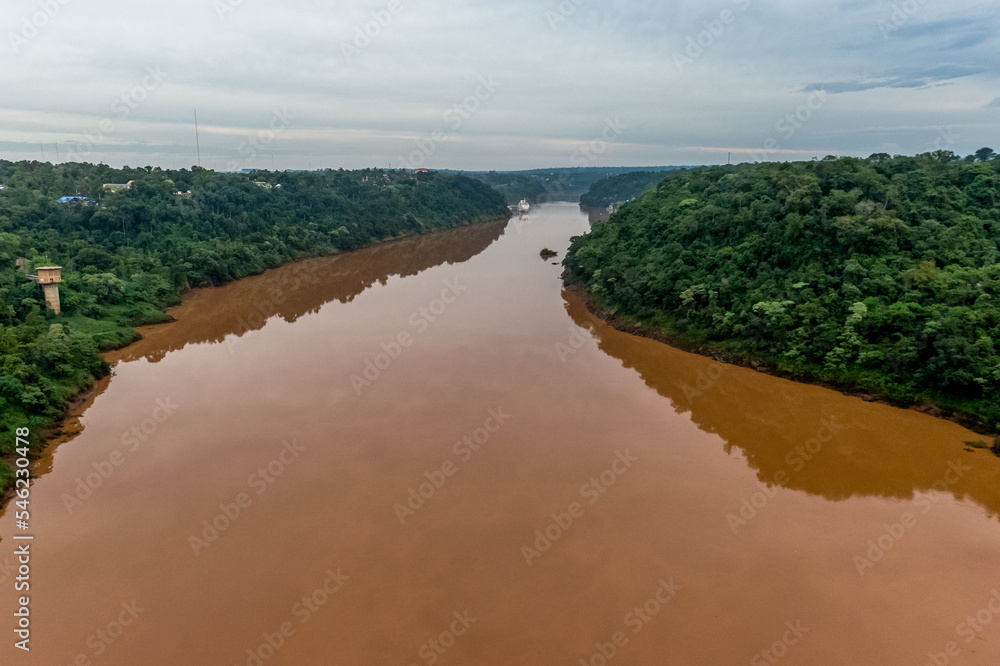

[194,109,202,167]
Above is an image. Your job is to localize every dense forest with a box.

[456,166,682,205]
[0,161,508,490]
[579,170,681,208]
[564,151,1000,433]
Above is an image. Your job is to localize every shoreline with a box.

[0,215,510,512]
[564,282,999,442]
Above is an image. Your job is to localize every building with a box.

[253,181,273,190]
[102,183,131,193]
[34,266,63,314]
[59,195,92,205]
[176,190,193,199]
[37,266,61,285]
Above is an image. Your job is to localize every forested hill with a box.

[579,170,681,208]
[564,152,1000,432]
[0,161,508,487]
[453,166,683,205]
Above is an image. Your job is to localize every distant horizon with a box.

[1,112,992,175]
[2,157,697,173]
[2,150,995,176]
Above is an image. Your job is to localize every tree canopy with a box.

[579,170,682,208]
[564,151,1000,431]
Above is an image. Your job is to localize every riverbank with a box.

[564,282,1000,444]
[0,215,510,509]
[563,157,1000,440]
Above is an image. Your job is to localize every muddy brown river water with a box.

[2,204,999,665]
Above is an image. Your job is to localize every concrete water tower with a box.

[35,266,63,314]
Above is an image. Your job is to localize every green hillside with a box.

[564,152,1000,432]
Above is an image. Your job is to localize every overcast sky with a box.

[0,0,997,171]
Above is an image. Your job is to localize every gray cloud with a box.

[0,0,997,170]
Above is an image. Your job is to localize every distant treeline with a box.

[579,170,684,208]
[0,161,509,489]
[456,166,685,205]
[564,151,1000,431]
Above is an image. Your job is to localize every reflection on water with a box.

[581,205,611,224]
[30,221,508,475]
[111,220,508,364]
[563,289,1000,517]
[2,206,999,666]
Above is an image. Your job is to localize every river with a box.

[2,204,999,665]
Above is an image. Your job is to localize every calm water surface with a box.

[2,204,999,665]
